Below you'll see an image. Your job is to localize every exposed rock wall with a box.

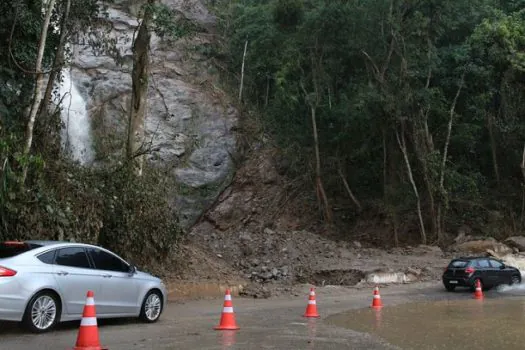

[70,0,237,228]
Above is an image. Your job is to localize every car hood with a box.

[135,270,162,282]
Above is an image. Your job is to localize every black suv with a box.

[442,256,521,292]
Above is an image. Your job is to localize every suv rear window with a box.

[0,241,35,258]
[448,260,470,268]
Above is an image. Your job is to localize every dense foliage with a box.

[216,0,525,244]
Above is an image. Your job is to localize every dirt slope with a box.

[169,148,451,298]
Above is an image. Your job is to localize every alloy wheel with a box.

[144,293,162,321]
[31,295,57,331]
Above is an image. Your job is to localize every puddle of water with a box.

[326,298,525,350]
[218,330,237,349]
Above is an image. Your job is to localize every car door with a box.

[475,259,494,286]
[488,259,508,285]
[86,247,140,316]
[52,247,102,317]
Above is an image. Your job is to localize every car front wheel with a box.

[139,290,163,323]
[511,274,521,285]
[22,291,61,333]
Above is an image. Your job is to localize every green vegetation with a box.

[214,0,525,244]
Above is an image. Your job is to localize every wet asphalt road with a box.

[0,282,511,349]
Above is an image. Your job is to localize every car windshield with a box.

[0,241,37,258]
[448,260,469,268]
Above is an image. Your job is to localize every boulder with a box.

[505,236,525,252]
[364,271,417,284]
[453,240,512,256]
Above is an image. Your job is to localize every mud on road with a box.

[0,282,498,350]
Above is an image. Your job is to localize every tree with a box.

[127,0,155,176]
[21,0,57,185]
[221,0,525,244]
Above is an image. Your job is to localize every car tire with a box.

[139,290,163,323]
[22,291,61,333]
[511,274,521,285]
[444,284,455,292]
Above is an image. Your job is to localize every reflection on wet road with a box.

[327,295,525,349]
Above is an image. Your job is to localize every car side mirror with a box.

[500,264,506,269]
[128,265,137,275]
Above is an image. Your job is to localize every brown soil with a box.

[167,147,454,299]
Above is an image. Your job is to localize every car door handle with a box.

[56,271,69,276]
[102,274,112,278]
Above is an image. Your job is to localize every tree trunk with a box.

[21,0,57,185]
[412,119,437,239]
[396,125,427,244]
[238,40,248,102]
[310,105,332,222]
[264,75,270,107]
[520,144,525,225]
[488,112,500,186]
[127,0,154,176]
[392,210,399,247]
[382,127,388,200]
[39,0,71,119]
[436,74,464,242]
[338,167,362,212]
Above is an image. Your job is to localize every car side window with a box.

[476,259,490,268]
[88,248,129,273]
[55,247,91,269]
[489,259,503,268]
[37,250,56,264]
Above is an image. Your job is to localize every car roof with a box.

[453,256,499,261]
[5,240,108,256]
[24,240,69,247]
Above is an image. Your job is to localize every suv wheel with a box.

[444,283,455,292]
[139,290,163,323]
[22,291,61,333]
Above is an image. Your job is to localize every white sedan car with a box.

[0,240,167,332]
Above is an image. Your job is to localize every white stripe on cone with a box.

[374,295,381,299]
[222,307,234,313]
[308,300,316,305]
[86,297,95,306]
[310,291,315,296]
[80,317,97,326]
[225,295,232,301]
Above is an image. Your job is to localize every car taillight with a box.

[0,266,16,277]
[465,267,475,275]
[3,241,25,246]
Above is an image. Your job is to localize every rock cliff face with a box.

[70,0,237,228]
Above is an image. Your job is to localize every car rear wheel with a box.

[139,290,163,323]
[444,283,456,292]
[22,291,60,333]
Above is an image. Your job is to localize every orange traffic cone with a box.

[303,287,320,318]
[72,291,107,350]
[473,280,484,300]
[214,289,240,330]
[371,286,383,309]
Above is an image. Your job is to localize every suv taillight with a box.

[0,266,16,277]
[465,267,475,275]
